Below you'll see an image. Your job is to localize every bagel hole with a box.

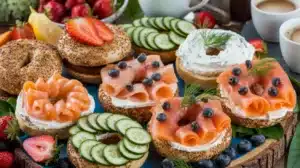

[20,54,32,68]
[97,133,122,145]
[206,47,222,56]
[178,118,193,127]
[250,83,264,96]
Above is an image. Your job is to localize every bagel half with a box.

[65,66,101,85]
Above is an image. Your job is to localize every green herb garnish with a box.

[248,58,276,76]
[172,159,192,168]
[232,124,283,140]
[288,123,300,168]
[201,30,232,49]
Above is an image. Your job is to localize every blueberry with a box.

[137,53,147,63]
[151,73,161,81]
[192,159,214,168]
[108,69,120,78]
[191,121,200,132]
[161,158,175,168]
[268,86,278,97]
[143,78,153,86]
[215,154,231,168]
[58,159,71,168]
[203,108,214,118]
[126,84,134,92]
[238,86,248,95]
[156,113,167,122]
[223,147,237,159]
[272,77,281,87]
[232,67,242,76]
[237,139,252,153]
[152,61,160,68]
[245,60,252,69]
[117,61,127,69]
[228,76,239,86]
[162,101,171,110]
[250,134,266,146]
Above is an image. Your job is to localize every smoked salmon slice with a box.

[176,126,201,146]
[147,64,178,84]
[197,117,217,143]
[117,84,150,102]
[146,82,176,101]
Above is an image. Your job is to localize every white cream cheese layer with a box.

[220,87,290,120]
[110,83,178,109]
[176,29,255,74]
[16,93,95,129]
[170,129,228,152]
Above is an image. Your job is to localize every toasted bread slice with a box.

[65,66,101,84]
[67,141,148,168]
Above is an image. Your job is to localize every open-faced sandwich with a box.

[15,73,95,139]
[217,58,296,128]
[98,54,178,123]
[148,85,232,162]
[122,17,196,63]
[176,29,255,89]
[57,17,131,84]
[67,113,151,168]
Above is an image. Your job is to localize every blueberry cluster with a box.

[268,78,281,97]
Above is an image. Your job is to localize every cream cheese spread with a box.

[16,93,95,129]
[176,29,255,74]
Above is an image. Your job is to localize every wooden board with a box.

[229,113,297,168]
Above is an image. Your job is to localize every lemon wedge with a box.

[28,7,63,45]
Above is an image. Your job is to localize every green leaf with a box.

[289,75,300,88]
[294,103,300,113]
[0,100,12,116]
[172,159,192,168]
[256,124,283,140]
[233,124,255,135]
[7,98,16,112]
[288,124,300,168]
[123,0,144,21]
[231,124,237,137]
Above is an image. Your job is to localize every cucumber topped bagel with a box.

[15,73,95,139]
[98,54,178,123]
[67,113,151,168]
[122,17,196,63]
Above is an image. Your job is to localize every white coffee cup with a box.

[280,18,300,73]
[138,0,210,18]
[251,0,300,42]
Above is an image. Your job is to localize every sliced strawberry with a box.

[66,17,104,46]
[23,135,55,163]
[87,17,114,42]
[249,39,268,53]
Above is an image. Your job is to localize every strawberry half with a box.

[66,17,114,46]
[194,11,216,29]
[23,135,55,163]
[0,151,14,168]
[249,39,268,53]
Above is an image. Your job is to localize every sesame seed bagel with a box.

[67,141,149,168]
[0,40,62,95]
[149,126,232,162]
[64,65,102,84]
[57,24,131,67]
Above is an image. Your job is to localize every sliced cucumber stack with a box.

[116,119,142,135]
[148,17,160,29]
[79,140,99,162]
[78,117,97,133]
[126,127,152,145]
[170,19,187,37]
[121,24,133,30]
[69,125,81,135]
[169,31,186,45]
[123,138,149,154]
[177,20,196,35]
[163,17,175,30]
[91,143,110,165]
[132,27,144,47]
[146,32,160,50]
[97,113,112,131]
[103,145,129,166]
[141,17,151,27]
[133,19,142,27]
[154,17,168,30]
[126,27,136,39]
[87,113,103,131]
[139,28,158,50]
[154,34,176,50]
[71,131,96,149]
[106,114,129,131]
[119,140,144,160]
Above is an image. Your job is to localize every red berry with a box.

[0,116,13,140]
[44,1,66,23]
[93,0,114,19]
[71,3,92,18]
[194,11,216,29]
[0,151,14,168]
[65,0,85,9]
[248,39,268,53]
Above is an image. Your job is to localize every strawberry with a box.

[93,0,114,19]
[38,0,51,12]
[44,0,66,23]
[0,31,12,47]
[65,0,86,9]
[249,39,268,53]
[71,3,92,18]
[23,135,56,163]
[66,17,114,46]
[0,151,14,168]
[194,11,216,29]
[0,116,13,140]
[11,21,35,40]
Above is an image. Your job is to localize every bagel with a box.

[57,24,131,84]
[0,40,62,95]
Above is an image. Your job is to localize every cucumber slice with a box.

[148,17,160,29]
[71,131,96,149]
[79,140,99,162]
[132,27,145,47]
[170,19,187,37]
[123,138,149,154]
[103,145,128,166]
[146,32,160,50]
[116,119,142,135]
[133,19,142,27]
[154,17,167,30]
[125,127,152,145]
[141,17,151,27]
[119,140,144,160]
[121,24,133,30]
[78,117,97,133]
[154,33,176,50]
[163,17,175,30]
[106,114,129,131]
[91,143,110,165]
[97,113,113,131]
[69,125,81,135]
[126,27,136,40]
[139,28,158,50]
[169,31,185,45]
[177,20,196,35]
[88,113,103,131]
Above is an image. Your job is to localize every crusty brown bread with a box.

[65,66,101,85]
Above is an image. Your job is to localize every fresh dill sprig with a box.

[196,88,218,101]
[172,159,192,168]
[248,58,276,76]
[201,30,232,49]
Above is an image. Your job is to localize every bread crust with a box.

[65,66,101,84]
[67,141,149,168]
